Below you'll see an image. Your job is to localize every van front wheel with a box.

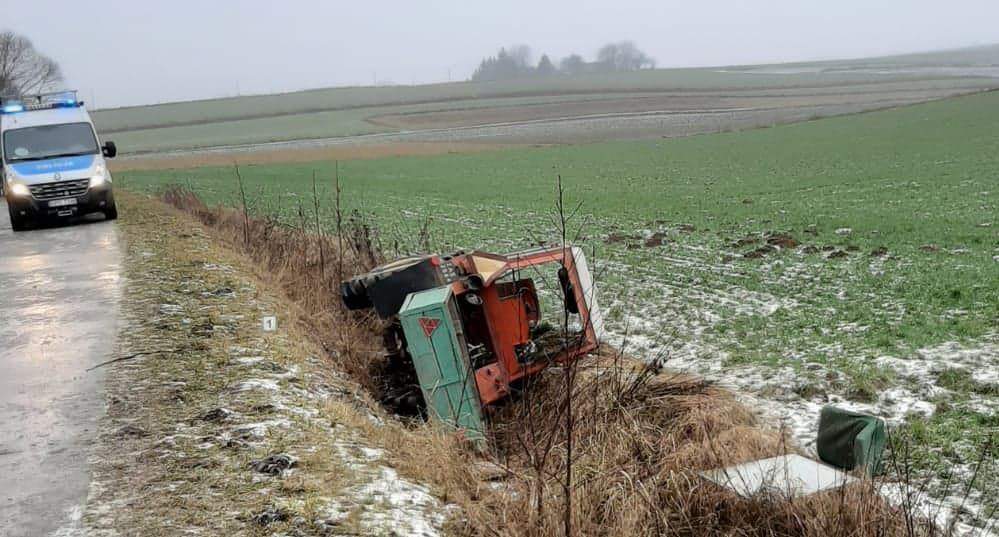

[8,205,28,231]
[104,203,118,221]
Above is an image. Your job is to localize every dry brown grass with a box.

[471,352,932,536]
[162,185,942,537]
[162,184,388,393]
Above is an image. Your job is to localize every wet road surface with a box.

[0,201,121,537]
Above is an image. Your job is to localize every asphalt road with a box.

[0,202,121,537]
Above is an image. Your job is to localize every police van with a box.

[1,91,117,231]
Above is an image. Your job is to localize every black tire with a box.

[104,202,118,221]
[8,204,27,232]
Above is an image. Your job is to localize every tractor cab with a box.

[341,246,604,441]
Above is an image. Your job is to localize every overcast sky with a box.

[12,0,999,109]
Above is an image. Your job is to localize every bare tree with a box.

[559,53,586,75]
[536,54,556,76]
[596,40,655,72]
[0,31,63,97]
[507,44,533,70]
[472,44,536,81]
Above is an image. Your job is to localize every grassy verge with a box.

[83,192,453,535]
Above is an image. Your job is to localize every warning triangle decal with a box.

[419,317,440,337]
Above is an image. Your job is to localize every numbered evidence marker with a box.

[262,316,277,332]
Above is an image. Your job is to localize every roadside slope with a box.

[83,192,449,536]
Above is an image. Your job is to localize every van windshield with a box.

[3,122,99,163]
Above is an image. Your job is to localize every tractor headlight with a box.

[9,183,30,197]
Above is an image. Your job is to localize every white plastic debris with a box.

[700,454,855,499]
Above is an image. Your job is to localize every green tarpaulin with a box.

[817,406,887,475]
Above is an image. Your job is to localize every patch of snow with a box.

[155,434,196,448]
[878,387,935,419]
[273,364,301,380]
[230,418,292,440]
[836,322,870,334]
[234,356,266,366]
[271,400,320,418]
[880,483,996,537]
[320,466,449,537]
[201,263,233,272]
[910,336,999,385]
[333,439,386,471]
[49,504,84,537]
[231,378,280,393]
[158,304,183,315]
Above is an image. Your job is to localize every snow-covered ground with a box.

[592,231,998,533]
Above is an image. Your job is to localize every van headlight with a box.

[90,164,110,188]
[9,183,30,197]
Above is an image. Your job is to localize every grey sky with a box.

[12,0,999,109]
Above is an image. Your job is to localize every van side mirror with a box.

[102,141,117,159]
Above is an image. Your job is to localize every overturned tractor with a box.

[341,246,604,440]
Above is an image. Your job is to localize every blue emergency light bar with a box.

[0,90,83,114]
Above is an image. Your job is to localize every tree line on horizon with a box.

[471,41,656,82]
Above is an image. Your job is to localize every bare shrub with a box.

[162,184,386,393]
